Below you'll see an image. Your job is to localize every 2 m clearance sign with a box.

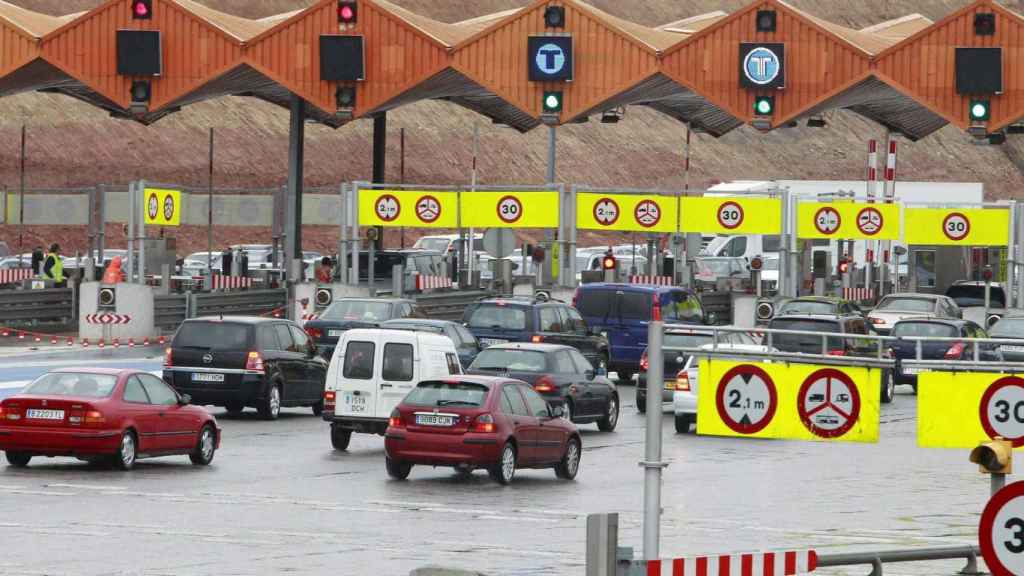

[359,190,458,228]
[576,192,678,233]
[797,202,900,240]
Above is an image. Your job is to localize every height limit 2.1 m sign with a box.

[576,193,679,233]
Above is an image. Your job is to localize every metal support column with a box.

[138,180,146,284]
[778,189,790,297]
[1008,201,1017,309]
[98,184,106,266]
[642,320,666,560]
[126,181,135,282]
[285,96,306,284]
[338,183,347,284]
[208,128,215,275]
[372,113,387,254]
[351,183,361,285]
[545,126,556,285]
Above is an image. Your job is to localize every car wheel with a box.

[258,383,282,420]
[489,442,517,485]
[597,395,619,432]
[881,370,896,404]
[189,424,216,466]
[554,437,581,480]
[675,413,694,434]
[114,430,137,471]
[331,426,352,451]
[225,403,244,415]
[385,456,413,480]
[636,393,647,414]
[311,401,324,416]
[4,452,31,468]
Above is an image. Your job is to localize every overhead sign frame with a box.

[796,200,899,240]
[142,187,181,226]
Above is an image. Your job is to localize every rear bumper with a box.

[0,426,120,455]
[325,414,389,435]
[672,391,697,415]
[164,370,267,407]
[637,375,674,403]
[385,429,503,466]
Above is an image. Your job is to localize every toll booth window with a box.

[762,236,781,252]
[382,343,414,381]
[619,292,652,321]
[343,341,375,380]
[663,294,703,323]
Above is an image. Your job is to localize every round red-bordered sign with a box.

[797,368,861,439]
[163,195,175,221]
[856,207,883,236]
[979,376,1024,447]
[633,199,661,228]
[593,197,620,226]
[717,201,744,230]
[813,206,842,236]
[496,195,523,224]
[374,194,401,222]
[148,193,159,220]
[414,195,442,224]
[715,364,778,435]
[980,481,1024,576]
[943,212,971,242]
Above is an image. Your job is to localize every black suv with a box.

[775,296,865,319]
[304,298,421,359]
[163,316,328,420]
[890,318,1002,393]
[461,296,610,370]
[768,313,896,403]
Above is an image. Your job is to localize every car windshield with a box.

[664,333,715,349]
[892,322,959,338]
[876,298,935,313]
[946,285,1007,308]
[698,260,737,275]
[470,349,548,372]
[322,301,392,322]
[404,380,489,407]
[770,319,843,351]
[467,305,527,330]
[778,301,836,316]
[991,319,1024,338]
[24,372,118,398]
[174,322,250,350]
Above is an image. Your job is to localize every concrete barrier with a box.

[292,282,373,323]
[79,282,155,341]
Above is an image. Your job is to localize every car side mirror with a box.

[178,394,191,406]
[585,369,595,381]
[550,404,565,418]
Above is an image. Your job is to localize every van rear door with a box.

[615,290,653,368]
[376,332,418,417]
[336,334,379,418]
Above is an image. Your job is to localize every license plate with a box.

[26,409,64,420]
[415,414,455,427]
[1002,345,1024,353]
[329,330,346,338]
[343,393,367,413]
[664,381,676,390]
[192,373,225,382]
[479,338,508,347]
[902,367,924,375]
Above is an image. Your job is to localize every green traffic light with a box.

[543,91,563,113]
[970,99,990,121]
[754,96,773,116]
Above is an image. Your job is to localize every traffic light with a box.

[754,96,774,116]
[130,80,151,103]
[755,10,776,32]
[601,254,617,270]
[131,0,152,19]
[837,257,850,276]
[970,99,991,122]
[970,438,1013,474]
[974,12,995,36]
[336,86,355,109]
[338,1,357,25]
[544,5,565,28]
[543,91,563,113]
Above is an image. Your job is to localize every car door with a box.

[615,290,651,371]
[272,323,304,402]
[520,384,564,464]
[139,373,198,451]
[562,306,599,361]
[378,335,416,417]
[570,348,609,416]
[537,305,566,346]
[501,384,537,464]
[338,336,378,418]
[121,375,167,453]
[289,324,323,401]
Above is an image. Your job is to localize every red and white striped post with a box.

[882,137,897,295]
[865,140,878,296]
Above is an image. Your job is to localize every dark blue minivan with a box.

[573,283,706,380]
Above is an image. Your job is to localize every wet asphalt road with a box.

[0,350,990,575]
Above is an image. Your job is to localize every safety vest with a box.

[44,253,64,283]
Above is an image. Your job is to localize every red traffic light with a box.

[838,258,850,275]
[749,256,763,271]
[983,267,994,282]
[132,0,152,19]
[602,255,617,270]
[338,1,357,24]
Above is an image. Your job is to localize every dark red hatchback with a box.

[384,375,581,484]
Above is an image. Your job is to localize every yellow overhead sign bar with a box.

[576,192,678,233]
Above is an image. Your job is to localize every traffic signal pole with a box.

[642,318,666,560]
[285,95,305,287]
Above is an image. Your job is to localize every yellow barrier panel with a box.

[576,192,679,233]
[143,188,181,226]
[904,207,1010,246]
[359,190,458,228]
[797,202,899,240]
[680,197,782,235]
[918,371,1024,449]
[460,191,560,228]
[696,358,880,443]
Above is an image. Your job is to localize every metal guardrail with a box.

[699,291,733,325]
[414,289,493,321]
[816,545,982,576]
[0,288,75,326]
[194,289,286,319]
[153,293,187,332]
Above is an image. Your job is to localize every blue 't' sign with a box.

[528,36,573,82]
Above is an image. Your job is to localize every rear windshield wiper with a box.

[437,400,479,406]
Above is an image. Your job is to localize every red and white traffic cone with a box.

[66,337,73,346]
[112,338,121,348]
[143,337,150,347]
[128,338,136,348]
[50,337,58,345]
[97,340,105,348]
[82,338,90,347]
[158,336,166,345]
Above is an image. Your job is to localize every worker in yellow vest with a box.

[42,243,65,287]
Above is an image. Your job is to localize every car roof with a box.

[883,293,942,300]
[380,319,454,327]
[484,342,573,352]
[893,317,966,326]
[331,297,414,304]
[419,375,511,388]
[50,367,135,376]
[664,324,743,334]
[578,282,690,294]
[769,314,846,321]
[783,296,843,304]
[184,315,284,325]
[342,328,453,343]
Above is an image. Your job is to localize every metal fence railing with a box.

[0,288,75,327]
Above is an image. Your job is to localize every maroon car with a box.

[0,368,220,470]
[384,375,581,484]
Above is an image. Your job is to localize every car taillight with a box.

[246,351,265,373]
[306,327,323,339]
[827,349,846,356]
[945,342,965,359]
[324,391,336,412]
[84,410,105,425]
[531,334,544,343]
[675,370,690,391]
[472,413,495,433]
[388,408,404,428]
[533,376,556,393]
[163,347,172,367]
[640,351,649,372]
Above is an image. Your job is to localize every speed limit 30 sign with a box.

[717,201,744,230]
[943,212,971,242]
[981,481,1024,576]
[981,377,1024,447]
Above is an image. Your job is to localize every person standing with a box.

[42,243,65,287]
[315,257,333,283]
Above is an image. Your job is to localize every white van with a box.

[323,329,461,451]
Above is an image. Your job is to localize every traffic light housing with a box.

[970,438,1013,474]
[974,12,996,36]
[338,1,357,25]
[543,91,563,113]
[837,257,850,276]
[970,99,991,122]
[755,10,776,32]
[601,254,617,270]
[131,0,152,19]
[544,5,565,28]
[754,96,774,116]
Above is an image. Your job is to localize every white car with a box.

[672,342,776,433]
[866,293,961,335]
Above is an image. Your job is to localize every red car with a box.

[0,368,220,470]
[384,375,581,484]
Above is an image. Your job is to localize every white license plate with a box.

[902,367,924,375]
[329,330,346,338]
[479,338,508,347]
[415,414,455,427]
[1002,345,1024,353]
[26,409,64,420]
[192,373,225,382]
[343,393,367,413]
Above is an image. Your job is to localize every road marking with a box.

[0,381,28,389]
[45,483,126,491]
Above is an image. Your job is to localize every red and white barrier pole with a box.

[882,137,897,295]
[865,140,878,296]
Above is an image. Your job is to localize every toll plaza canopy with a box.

[0,0,1021,140]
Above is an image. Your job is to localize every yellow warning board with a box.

[680,197,782,235]
[460,191,559,228]
[797,202,900,240]
[696,358,880,443]
[918,371,1024,449]
[904,207,1010,246]
[576,192,679,233]
[359,190,458,228]
[143,188,181,226]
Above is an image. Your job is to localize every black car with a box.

[775,296,865,319]
[991,314,1024,362]
[768,313,897,403]
[467,343,619,432]
[163,316,328,420]
[379,318,482,369]
[461,296,610,370]
[890,318,1002,392]
[304,298,420,358]
[636,326,757,413]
